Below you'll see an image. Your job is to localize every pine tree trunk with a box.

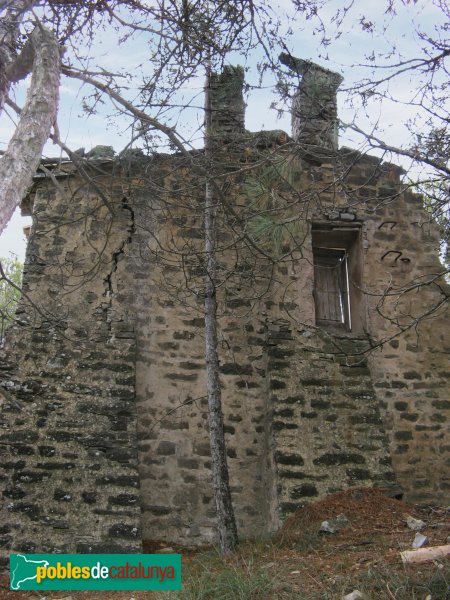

[203,62,238,554]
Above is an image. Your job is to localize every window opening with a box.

[312,225,363,333]
[313,247,351,328]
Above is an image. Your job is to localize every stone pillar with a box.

[280,53,343,160]
[210,66,246,142]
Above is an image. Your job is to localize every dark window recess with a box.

[312,226,364,332]
[313,248,350,328]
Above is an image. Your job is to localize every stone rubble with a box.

[412,532,428,548]
[406,515,426,531]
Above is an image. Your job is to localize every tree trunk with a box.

[203,62,238,554]
[0,0,32,113]
[0,19,61,234]
[401,545,450,564]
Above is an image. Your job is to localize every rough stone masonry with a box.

[0,60,449,562]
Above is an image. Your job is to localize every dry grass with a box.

[1,489,449,600]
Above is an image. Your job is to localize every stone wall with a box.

[0,138,448,558]
[210,66,246,141]
[280,53,343,159]
[0,163,142,564]
[267,325,396,518]
[264,149,450,507]
[125,156,277,543]
[361,173,450,502]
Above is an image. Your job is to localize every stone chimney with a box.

[210,65,246,141]
[280,53,343,160]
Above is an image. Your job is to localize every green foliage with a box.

[159,558,274,600]
[420,180,449,227]
[243,160,295,201]
[248,214,305,255]
[416,127,450,168]
[243,160,305,256]
[0,255,23,339]
[417,180,449,269]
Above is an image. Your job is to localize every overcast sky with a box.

[0,0,444,261]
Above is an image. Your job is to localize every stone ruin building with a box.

[0,58,449,562]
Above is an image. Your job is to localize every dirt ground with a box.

[1,488,449,599]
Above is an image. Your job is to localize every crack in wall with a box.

[102,196,136,334]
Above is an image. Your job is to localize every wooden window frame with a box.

[312,224,364,333]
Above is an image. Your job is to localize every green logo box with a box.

[10,553,182,591]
